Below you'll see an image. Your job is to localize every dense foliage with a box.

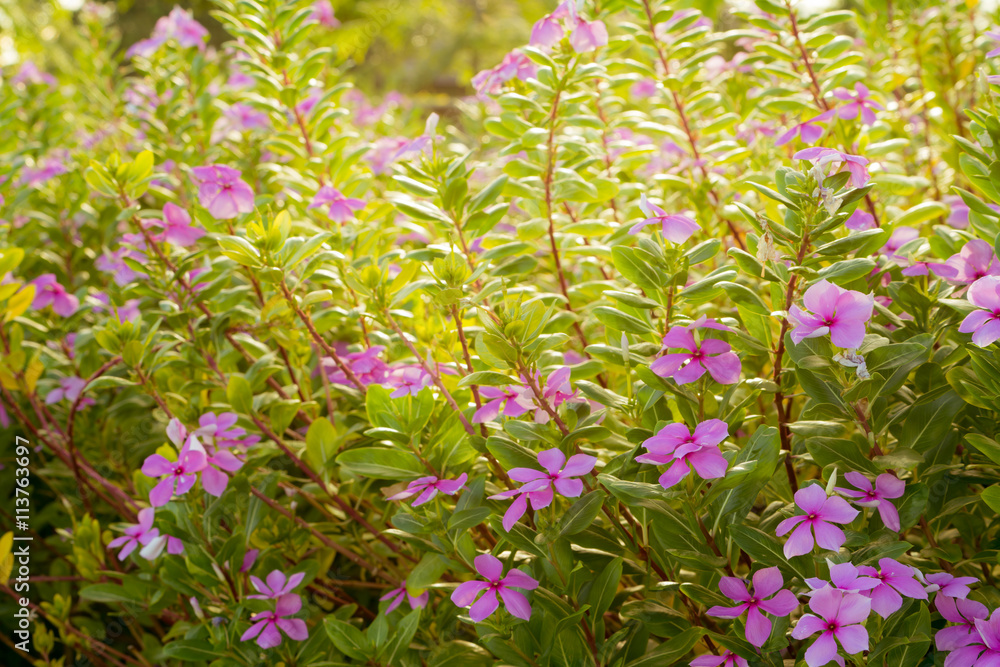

[5,0,1000,666]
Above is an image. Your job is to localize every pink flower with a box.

[630,78,658,98]
[790,587,871,667]
[856,558,927,618]
[924,572,978,599]
[707,567,799,646]
[11,61,56,88]
[775,483,859,558]
[987,30,1000,58]
[211,103,270,143]
[323,346,388,385]
[450,553,539,622]
[775,111,831,147]
[241,549,259,573]
[568,17,608,53]
[690,651,748,667]
[472,51,537,97]
[380,580,429,614]
[126,7,208,58]
[308,186,365,223]
[384,365,433,398]
[473,384,531,423]
[191,165,255,220]
[845,209,875,231]
[95,247,146,286]
[488,448,596,531]
[835,472,905,532]
[935,596,988,652]
[45,377,90,406]
[107,508,158,560]
[140,437,208,506]
[388,473,468,506]
[629,194,700,242]
[311,1,339,28]
[959,276,1000,346]
[788,279,874,349]
[193,412,259,448]
[138,533,184,559]
[948,607,1000,665]
[932,240,1000,285]
[831,83,883,126]
[148,203,204,247]
[530,13,564,49]
[18,157,68,187]
[31,274,78,317]
[804,560,879,596]
[240,594,308,648]
[636,419,729,489]
[794,147,871,188]
[248,570,306,600]
[650,320,740,385]
[508,367,580,424]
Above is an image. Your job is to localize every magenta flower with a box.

[240,594,308,648]
[987,30,1000,58]
[31,274,78,317]
[935,596,988,653]
[959,276,1000,347]
[107,508,158,560]
[473,385,530,423]
[45,377,90,406]
[141,438,208,506]
[924,572,978,599]
[508,367,580,424]
[193,412,260,448]
[241,549,259,573]
[151,203,204,247]
[11,61,56,88]
[191,165,255,219]
[450,553,539,622]
[776,483,859,558]
[775,111,832,147]
[636,419,729,490]
[707,567,799,647]
[835,472,905,532]
[126,7,208,58]
[488,448,596,531]
[384,365,433,398]
[138,533,184,559]
[311,0,339,27]
[380,580,429,615]
[472,50,537,97]
[805,560,879,596]
[932,240,1000,285]
[650,320,740,385]
[324,346,388,385]
[879,226,920,266]
[388,473,468,506]
[308,186,365,224]
[690,651,749,667]
[248,570,306,600]
[788,279,874,349]
[831,83,883,126]
[95,247,146,286]
[945,607,1000,666]
[172,415,248,496]
[629,194,700,243]
[530,13,564,49]
[791,587,871,667]
[569,17,608,53]
[845,209,875,231]
[856,558,927,618]
[18,157,69,187]
[794,147,871,188]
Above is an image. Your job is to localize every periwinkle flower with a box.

[384,365,433,398]
[804,560,879,596]
[944,606,1000,666]
[31,274,78,317]
[845,209,875,231]
[935,596,988,653]
[856,558,927,618]
[473,385,530,423]
[450,554,538,622]
[388,473,468,506]
[788,279,874,349]
[308,186,365,224]
[831,83,883,125]
[689,651,748,667]
[311,0,339,28]
[707,567,799,646]
[149,203,204,247]
[629,194,700,242]
[794,147,871,188]
[924,572,978,599]
[651,320,740,385]
[248,570,306,600]
[636,419,729,490]
[791,587,871,667]
[141,437,208,506]
[488,448,596,531]
[107,508,158,560]
[380,580,429,614]
[835,472,905,532]
[240,594,308,648]
[530,13,564,49]
[932,240,1000,285]
[45,377,90,406]
[775,483,859,558]
[959,276,1000,346]
[775,111,831,147]
[568,17,608,53]
[191,165,255,220]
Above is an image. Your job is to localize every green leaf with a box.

[594,306,654,334]
[587,557,623,624]
[161,640,225,661]
[324,618,372,660]
[626,627,704,666]
[227,375,253,414]
[336,447,424,480]
[559,490,605,536]
[407,553,452,592]
[79,583,147,604]
[457,371,516,388]
[306,417,338,473]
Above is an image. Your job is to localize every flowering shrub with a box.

[6,0,1000,665]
